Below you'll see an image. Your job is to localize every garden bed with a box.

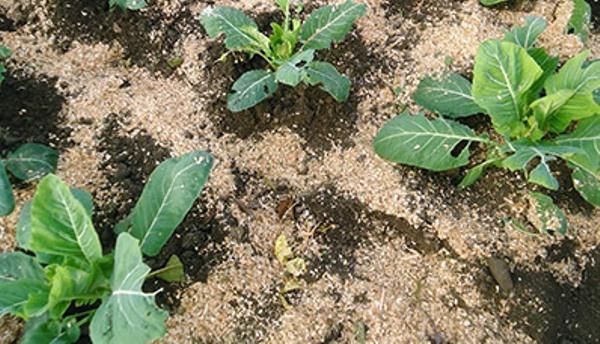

[0,0,599,342]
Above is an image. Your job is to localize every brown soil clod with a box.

[275,195,295,220]
[0,13,16,32]
[487,256,514,294]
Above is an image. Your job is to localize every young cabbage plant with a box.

[200,0,366,112]
[0,143,58,217]
[374,16,599,233]
[1,150,213,343]
[109,0,146,11]
[0,45,11,85]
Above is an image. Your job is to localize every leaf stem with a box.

[146,266,170,280]
[249,48,277,70]
[283,6,290,32]
[75,312,95,327]
[63,308,96,324]
[472,136,492,144]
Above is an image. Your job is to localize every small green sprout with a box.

[201,0,366,112]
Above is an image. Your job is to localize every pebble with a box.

[487,256,514,294]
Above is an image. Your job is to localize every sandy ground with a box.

[0,0,599,343]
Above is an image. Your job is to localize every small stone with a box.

[276,196,294,219]
[487,256,514,294]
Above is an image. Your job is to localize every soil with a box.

[0,69,70,154]
[591,0,600,32]
[480,247,600,343]
[299,185,454,282]
[0,13,16,31]
[0,0,598,343]
[94,113,172,247]
[383,0,465,21]
[50,0,199,75]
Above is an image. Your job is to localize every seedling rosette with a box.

[374,16,600,234]
[200,0,366,112]
[1,151,213,343]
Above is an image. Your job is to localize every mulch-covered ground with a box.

[0,0,599,342]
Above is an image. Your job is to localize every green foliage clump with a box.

[109,0,146,11]
[0,45,11,84]
[568,0,592,42]
[0,143,58,217]
[374,16,600,233]
[0,151,213,343]
[200,0,366,112]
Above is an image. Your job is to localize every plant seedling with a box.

[0,143,58,217]
[1,151,213,343]
[200,0,366,112]
[374,16,600,234]
[0,45,11,85]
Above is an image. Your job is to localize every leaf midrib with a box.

[55,188,95,262]
[492,50,521,118]
[422,86,474,100]
[138,162,203,249]
[521,17,543,48]
[210,11,256,47]
[6,157,54,171]
[308,67,339,86]
[374,130,485,145]
[233,73,273,103]
[301,3,362,50]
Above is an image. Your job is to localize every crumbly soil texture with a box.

[0,0,599,343]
